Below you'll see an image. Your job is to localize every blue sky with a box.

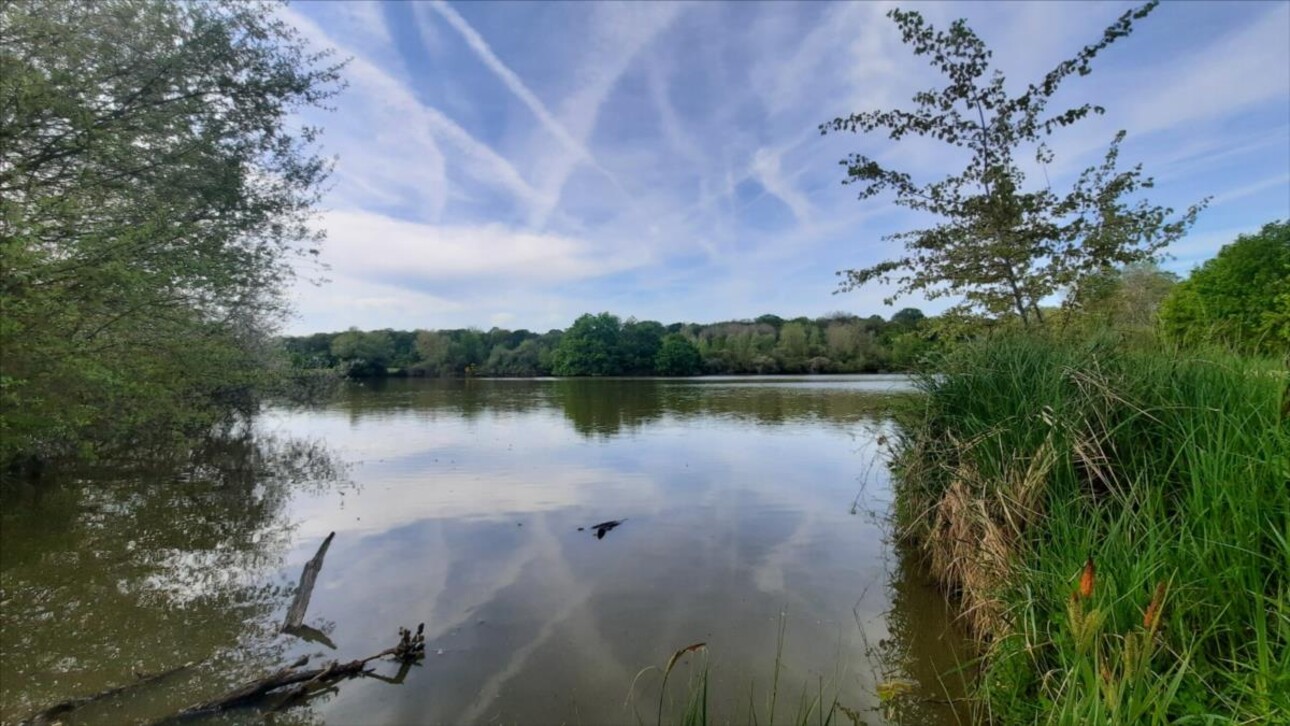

[280,1,1290,334]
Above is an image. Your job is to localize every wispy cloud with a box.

[319,209,647,286]
[750,146,814,226]
[283,5,544,221]
[420,2,618,190]
[1209,173,1290,208]
[527,2,686,225]
[281,1,1290,333]
[1126,3,1290,137]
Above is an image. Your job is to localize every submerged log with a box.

[282,531,334,633]
[18,660,201,726]
[163,624,425,722]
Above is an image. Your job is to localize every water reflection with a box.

[0,433,351,725]
[873,542,976,724]
[330,376,912,438]
[2,377,968,726]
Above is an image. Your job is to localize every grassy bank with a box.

[890,336,1289,723]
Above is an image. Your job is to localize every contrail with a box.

[426,1,621,189]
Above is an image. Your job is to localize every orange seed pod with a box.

[1078,557,1096,600]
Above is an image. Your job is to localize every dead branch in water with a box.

[18,660,202,726]
[157,624,425,723]
[282,531,334,633]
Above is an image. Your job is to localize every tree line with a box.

[281,308,935,378]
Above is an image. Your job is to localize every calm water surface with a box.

[1,376,971,725]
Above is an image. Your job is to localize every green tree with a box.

[654,335,703,376]
[775,322,810,371]
[890,308,926,330]
[1159,221,1290,356]
[1072,262,1178,332]
[331,329,394,378]
[283,333,338,369]
[414,330,450,375]
[620,319,665,375]
[0,0,342,465]
[551,313,623,376]
[820,2,1203,326]
[484,339,548,377]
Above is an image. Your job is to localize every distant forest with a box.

[282,309,934,378]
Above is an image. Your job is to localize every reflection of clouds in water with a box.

[458,516,625,725]
[753,515,815,593]
[290,415,899,722]
[248,379,956,724]
[260,406,574,461]
[288,464,663,540]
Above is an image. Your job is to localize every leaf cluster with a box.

[0,0,344,466]
[821,2,1205,325]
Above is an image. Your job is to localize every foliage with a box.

[330,329,395,378]
[891,336,1289,723]
[552,313,626,376]
[820,2,1204,325]
[0,0,342,467]
[281,308,939,378]
[1070,262,1178,333]
[1158,221,1290,356]
[654,335,702,376]
[620,320,667,375]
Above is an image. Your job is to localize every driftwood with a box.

[282,531,334,632]
[18,660,201,726]
[22,533,423,726]
[159,625,425,723]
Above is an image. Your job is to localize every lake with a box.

[0,376,972,725]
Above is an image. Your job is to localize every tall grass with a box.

[890,334,1289,723]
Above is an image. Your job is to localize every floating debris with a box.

[589,519,626,540]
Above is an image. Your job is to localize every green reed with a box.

[889,334,1289,724]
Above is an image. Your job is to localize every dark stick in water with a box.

[157,625,425,723]
[282,531,335,633]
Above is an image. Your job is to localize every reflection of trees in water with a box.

[548,380,900,436]
[0,432,351,725]
[871,541,977,725]
[330,379,899,438]
[552,380,666,436]
[334,378,556,425]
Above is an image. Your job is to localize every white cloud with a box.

[750,146,814,225]
[283,6,544,222]
[422,2,617,188]
[750,2,903,119]
[1208,173,1290,208]
[277,1,1289,332]
[528,2,686,225]
[288,271,464,333]
[318,209,647,286]
[1126,3,1290,136]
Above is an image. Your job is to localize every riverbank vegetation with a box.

[819,1,1288,722]
[891,336,1287,723]
[281,307,938,379]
